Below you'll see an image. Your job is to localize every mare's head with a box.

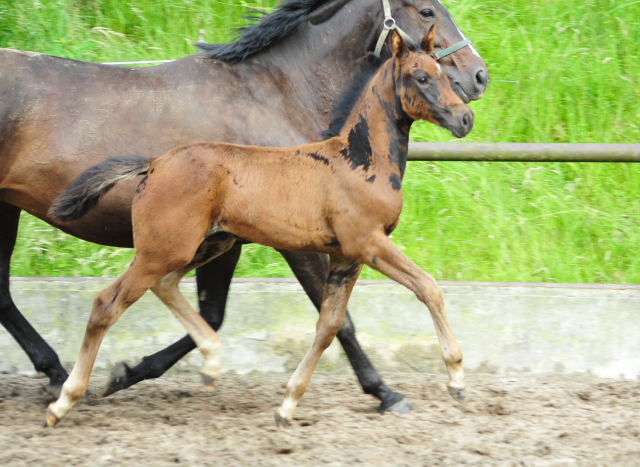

[391,28,473,138]
[201,0,487,102]
[381,0,487,102]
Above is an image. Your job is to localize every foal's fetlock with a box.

[445,360,466,402]
[199,351,221,390]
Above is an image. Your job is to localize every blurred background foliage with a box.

[2,0,639,282]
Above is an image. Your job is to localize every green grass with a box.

[3,0,640,282]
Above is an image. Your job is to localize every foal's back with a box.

[136,137,393,256]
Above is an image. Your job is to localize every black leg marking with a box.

[0,204,68,394]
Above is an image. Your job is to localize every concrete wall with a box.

[2,278,640,379]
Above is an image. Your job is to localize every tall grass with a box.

[3,0,639,282]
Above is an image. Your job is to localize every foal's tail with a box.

[49,156,152,222]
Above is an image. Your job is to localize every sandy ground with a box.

[0,371,639,466]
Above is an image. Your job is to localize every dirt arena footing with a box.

[1,371,639,466]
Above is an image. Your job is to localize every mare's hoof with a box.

[274,412,291,429]
[201,374,216,391]
[44,383,63,399]
[45,407,60,428]
[377,391,412,414]
[448,387,466,402]
[102,362,131,397]
[382,398,413,415]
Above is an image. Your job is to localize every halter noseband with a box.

[373,0,472,60]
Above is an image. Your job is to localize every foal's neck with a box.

[338,59,413,180]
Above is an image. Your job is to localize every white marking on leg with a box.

[199,340,222,380]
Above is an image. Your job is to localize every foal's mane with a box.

[321,53,383,139]
[200,0,348,63]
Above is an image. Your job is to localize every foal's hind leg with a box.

[361,234,465,401]
[102,244,242,397]
[46,263,162,427]
[275,256,362,426]
[150,233,237,388]
[0,204,68,395]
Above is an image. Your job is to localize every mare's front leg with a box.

[102,244,242,396]
[0,203,68,396]
[362,234,465,401]
[278,249,409,413]
[46,263,162,427]
[275,256,362,426]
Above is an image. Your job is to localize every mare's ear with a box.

[391,30,410,58]
[420,25,436,54]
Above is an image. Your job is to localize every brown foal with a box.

[47,28,473,427]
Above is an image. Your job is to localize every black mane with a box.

[200,0,334,63]
[321,53,383,139]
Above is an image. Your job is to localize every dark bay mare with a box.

[47,29,471,427]
[0,0,487,412]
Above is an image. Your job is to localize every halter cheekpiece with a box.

[373,0,472,60]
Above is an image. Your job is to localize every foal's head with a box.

[391,28,474,138]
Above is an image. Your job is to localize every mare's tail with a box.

[49,156,151,222]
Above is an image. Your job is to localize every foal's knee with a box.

[316,316,344,350]
[416,273,444,311]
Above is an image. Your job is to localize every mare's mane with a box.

[200,0,349,63]
[321,53,383,139]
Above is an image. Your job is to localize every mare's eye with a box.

[419,9,435,19]
[417,76,428,85]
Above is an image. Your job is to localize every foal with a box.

[47,28,473,427]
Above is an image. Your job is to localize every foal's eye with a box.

[417,76,428,85]
[419,8,435,19]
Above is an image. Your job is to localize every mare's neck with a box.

[246,0,385,134]
[338,59,413,181]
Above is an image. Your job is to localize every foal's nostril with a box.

[462,112,470,127]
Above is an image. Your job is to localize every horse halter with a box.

[373,0,472,60]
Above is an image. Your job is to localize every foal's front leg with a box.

[275,256,362,426]
[363,234,465,401]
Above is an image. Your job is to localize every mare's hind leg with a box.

[0,204,68,395]
[102,244,242,397]
[149,233,237,388]
[279,250,409,413]
[46,262,163,427]
[361,234,465,401]
[275,256,362,426]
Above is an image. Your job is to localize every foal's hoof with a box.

[381,398,413,415]
[102,362,132,397]
[448,387,466,402]
[201,374,217,390]
[45,407,60,428]
[274,412,291,429]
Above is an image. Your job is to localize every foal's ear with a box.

[420,25,436,54]
[391,29,410,58]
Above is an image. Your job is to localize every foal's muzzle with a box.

[448,105,474,138]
